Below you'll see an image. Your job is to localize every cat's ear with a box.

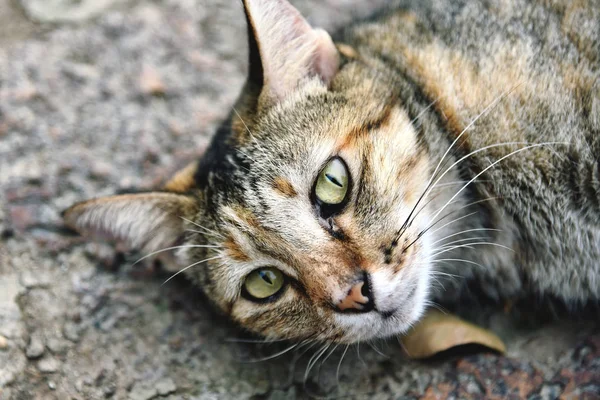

[242,0,340,104]
[63,192,198,253]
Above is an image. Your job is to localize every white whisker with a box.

[162,255,222,285]
[180,217,223,238]
[304,344,330,382]
[436,236,492,248]
[431,227,502,245]
[336,345,350,387]
[431,242,513,258]
[132,244,221,266]
[242,342,300,363]
[429,142,568,224]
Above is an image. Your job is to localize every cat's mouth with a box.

[379,308,398,319]
[376,284,418,320]
[333,268,430,342]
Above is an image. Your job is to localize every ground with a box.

[0,0,599,399]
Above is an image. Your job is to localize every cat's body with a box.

[342,0,600,304]
[65,0,599,344]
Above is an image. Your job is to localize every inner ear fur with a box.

[242,0,340,106]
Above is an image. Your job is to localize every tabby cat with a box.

[64,0,600,343]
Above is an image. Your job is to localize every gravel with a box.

[0,0,598,398]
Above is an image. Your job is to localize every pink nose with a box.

[336,275,374,313]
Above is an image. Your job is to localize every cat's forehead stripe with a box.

[223,236,250,262]
[272,176,297,197]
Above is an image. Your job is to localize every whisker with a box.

[320,344,339,368]
[403,196,501,254]
[430,179,490,189]
[408,141,530,231]
[161,255,222,285]
[184,229,223,240]
[132,244,221,266]
[427,84,521,189]
[224,337,289,344]
[395,85,520,240]
[422,299,450,314]
[429,270,462,279]
[240,342,300,363]
[336,344,350,387]
[180,217,223,238]
[434,235,491,248]
[431,242,513,258]
[304,343,330,382]
[430,227,502,245]
[367,340,388,358]
[426,257,487,269]
[355,342,368,368]
[429,141,568,224]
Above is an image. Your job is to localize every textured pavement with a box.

[0,0,599,399]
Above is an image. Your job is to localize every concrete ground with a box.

[0,0,598,399]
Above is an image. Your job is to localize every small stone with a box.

[267,387,296,400]
[19,0,126,23]
[37,356,60,373]
[103,384,116,398]
[8,205,37,231]
[155,378,176,396]
[539,384,562,400]
[48,381,56,390]
[139,66,166,96]
[128,382,157,400]
[46,337,69,354]
[26,336,45,359]
[19,270,51,288]
[63,322,80,342]
[0,335,8,350]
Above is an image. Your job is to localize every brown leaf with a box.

[400,310,506,359]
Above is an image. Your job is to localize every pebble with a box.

[139,65,166,96]
[20,270,51,288]
[46,337,69,354]
[63,322,80,342]
[18,0,128,23]
[128,382,157,400]
[25,336,45,359]
[37,357,60,373]
[0,335,8,350]
[155,378,176,396]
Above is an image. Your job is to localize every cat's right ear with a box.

[242,0,340,105]
[63,192,199,254]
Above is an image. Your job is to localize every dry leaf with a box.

[400,310,506,359]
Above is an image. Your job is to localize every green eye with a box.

[244,267,286,300]
[315,158,349,205]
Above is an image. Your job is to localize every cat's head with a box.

[64,0,439,343]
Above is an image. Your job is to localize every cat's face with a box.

[64,0,440,343]
[186,65,436,342]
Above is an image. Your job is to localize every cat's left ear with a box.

[63,192,198,253]
[242,0,340,104]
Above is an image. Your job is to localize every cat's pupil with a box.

[260,271,273,285]
[326,174,343,188]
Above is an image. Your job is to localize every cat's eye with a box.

[314,158,349,205]
[243,267,286,301]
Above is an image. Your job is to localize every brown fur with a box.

[65,0,600,344]
[272,176,298,197]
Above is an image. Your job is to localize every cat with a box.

[63,0,600,344]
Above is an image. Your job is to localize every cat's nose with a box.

[335,272,375,313]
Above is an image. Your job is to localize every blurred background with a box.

[0,0,598,398]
